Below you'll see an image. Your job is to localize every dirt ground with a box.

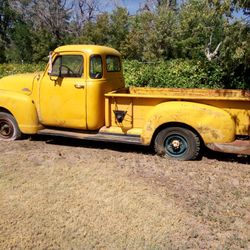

[0,136,249,250]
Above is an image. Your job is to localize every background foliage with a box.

[0,64,44,78]
[0,0,249,89]
[123,59,226,88]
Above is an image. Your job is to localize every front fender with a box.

[142,101,235,145]
[0,90,39,134]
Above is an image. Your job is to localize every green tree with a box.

[5,21,33,63]
[122,6,178,61]
[237,0,250,15]
[78,12,110,45]
[71,7,129,50]
[220,20,250,88]
[9,0,73,62]
[12,0,72,41]
[122,12,155,60]
[176,0,224,59]
[156,0,177,9]
[0,0,15,62]
[30,29,59,62]
[108,7,129,51]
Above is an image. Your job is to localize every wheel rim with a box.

[164,134,188,157]
[0,119,14,139]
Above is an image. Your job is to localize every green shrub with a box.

[0,64,45,79]
[123,59,228,89]
[0,61,248,89]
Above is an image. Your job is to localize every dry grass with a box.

[0,137,249,249]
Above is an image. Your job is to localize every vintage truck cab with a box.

[0,45,249,160]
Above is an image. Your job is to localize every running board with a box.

[38,129,142,145]
[206,140,250,155]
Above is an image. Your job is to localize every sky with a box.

[121,0,142,14]
[105,0,142,14]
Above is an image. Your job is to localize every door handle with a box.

[74,83,85,89]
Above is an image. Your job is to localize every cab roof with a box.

[54,45,121,56]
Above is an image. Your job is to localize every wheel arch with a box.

[0,107,13,115]
[150,122,204,147]
[141,101,236,145]
[0,92,40,134]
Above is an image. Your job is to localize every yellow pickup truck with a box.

[0,45,249,160]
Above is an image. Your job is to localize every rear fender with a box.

[142,101,235,145]
[0,90,39,134]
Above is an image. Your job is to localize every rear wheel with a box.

[0,112,22,141]
[154,127,200,160]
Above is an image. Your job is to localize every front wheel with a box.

[154,127,201,160]
[0,112,22,141]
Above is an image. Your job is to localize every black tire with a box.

[154,127,200,160]
[0,112,22,141]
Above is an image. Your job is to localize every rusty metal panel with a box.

[207,140,250,155]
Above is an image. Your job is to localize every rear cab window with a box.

[106,55,121,72]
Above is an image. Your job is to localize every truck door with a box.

[39,53,87,129]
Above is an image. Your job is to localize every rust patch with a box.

[197,126,220,140]
[145,121,153,132]
[207,140,250,155]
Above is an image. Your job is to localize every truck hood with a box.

[0,72,42,95]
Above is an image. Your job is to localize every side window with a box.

[51,55,83,78]
[90,55,103,79]
[106,55,121,72]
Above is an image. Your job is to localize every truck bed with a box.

[105,87,250,137]
[106,87,250,100]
